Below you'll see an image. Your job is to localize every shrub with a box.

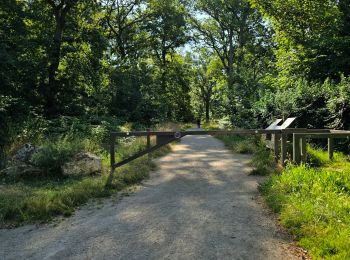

[234,139,257,154]
[250,141,276,175]
[30,138,83,175]
[181,122,193,130]
[202,121,220,130]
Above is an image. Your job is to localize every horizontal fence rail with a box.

[293,132,350,163]
[110,128,332,137]
[105,127,350,186]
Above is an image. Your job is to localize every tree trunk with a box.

[227,29,236,123]
[227,29,234,91]
[44,0,74,117]
[205,99,210,123]
[46,16,64,116]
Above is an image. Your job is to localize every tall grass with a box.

[0,142,171,227]
[217,135,258,154]
[216,135,277,175]
[0,119,174,227]
[260,150,350,259]
[217,133,350,258]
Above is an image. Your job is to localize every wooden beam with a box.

[328,138,334,160]
[293,134,301,164]
[111,128,334,138]
[111,129,285,137]
[113,138,177,169]
[147,129,151,160]
[294,133,350,139]
[273,134,280,162]
[106,135,116,187]
[281,134,287,166]
[301,137,307,163]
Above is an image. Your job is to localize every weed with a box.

[202,121,220,130]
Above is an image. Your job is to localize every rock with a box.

[1,163,42,177]
[62,152,102,176]
[14,143,38,162]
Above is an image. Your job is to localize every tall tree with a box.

[190,0,272,125]
[44,0,78,116]
[104,0,148,62]
[146,0,189,117]
[250,0,350,81]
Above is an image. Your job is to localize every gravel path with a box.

[1,133,299,260]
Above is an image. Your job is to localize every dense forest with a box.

[1,1,350,257]
[1,0,350,153]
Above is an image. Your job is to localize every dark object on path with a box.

[197,119,201,128]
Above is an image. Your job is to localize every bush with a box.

[234,139,257,154]
[30,138,84,175]
[217,135,258,154]
[202,121,220,130]
[250,141,276,175]
[253,76,350,132]
[181,122,193,130]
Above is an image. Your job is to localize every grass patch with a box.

[0,143,171,228]
[306,146,347,168]
[202,121,220,130]
[217,135,258,154]
[219,134,350,258]
[216,135,277,175]
[260,149,350,259]
[181,122,194,130]
[0,120,173,228]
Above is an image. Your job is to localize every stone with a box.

[14,143,38,162]
[62,152,102,176]
[1,163,41,177]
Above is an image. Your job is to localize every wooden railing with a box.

[106,128,350,186]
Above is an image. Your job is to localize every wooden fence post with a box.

[293,134,301,164]
[106,134,116,187]
[273,134,280,162]
[328,137,334,160]
[147,128,151,160]
[300,136,307,163]
[281,134,287,166]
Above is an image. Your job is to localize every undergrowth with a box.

[0,152,170,227]
[217,133,350,259]
[260,160,350,259]
[0,118,173,228]
[216,134,277,175]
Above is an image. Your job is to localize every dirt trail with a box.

[1,133,299,260]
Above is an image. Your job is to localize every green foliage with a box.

[202,121,220,130]
[191,0,274,126]
[250,143,276,175]
[253,76,350,131]
[250,0,349,81]
[181,123,194,130]
[217,135,256,154]
[0,133,172,227]
[30,138,84,175]
[216,134,277,175]
[260,161,350,259]
[326,75,350,129]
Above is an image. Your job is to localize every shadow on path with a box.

[0,134,297,260]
